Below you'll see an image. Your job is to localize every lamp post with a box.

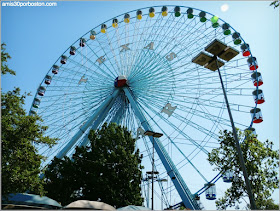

[144,130,163,210]
[143,173,153,208]
[192,39,256,210]
[156,178,168,210]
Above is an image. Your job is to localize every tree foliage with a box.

[1,43,56,196]
[44,123,144,207]
[208,129,279,210]
[1,43,16,75]
[270,0,279,8]
[1,88,57,196]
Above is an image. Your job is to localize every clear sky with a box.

[1,1,279,210]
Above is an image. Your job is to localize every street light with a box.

[144,171,159,209]
[156,178,168,210]
[192,39,257,209]
[143,174,167,210]
[144,130,163,210]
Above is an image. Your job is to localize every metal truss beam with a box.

[123,87,200,210]
[55,89,120,159]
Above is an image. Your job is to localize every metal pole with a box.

[147,174,150,208]
[161,191,163,210]
[152,137,154,210]
[215,58,257,209]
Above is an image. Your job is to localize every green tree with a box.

[44,123,144,207]
[208,129,279,210]
[1,43,57,196]
[1,88,57,196]
[270,0,279,8]
[1,43,16,75]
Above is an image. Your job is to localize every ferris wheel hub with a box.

[114,75,128,87]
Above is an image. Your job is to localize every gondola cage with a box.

[240,43,250,57]
[90,30,97,40]
[60,55,68,64]
[124,14,130,23]
[250,108,263,123]
[161,6,168,17]
[232,32,241,45]
[187,8,193,19]
[38,86,46,96]
[194,193,200,200]
[30,110,37,115]
[222,23,231,35]
[174,6,181,17]
[245,127,257,139]
[52,65,59,74]
[45,75,52,85]
[136,10,143,19]
[247,57,259,70]
[204,183,216,200]
[101,24,107,33]
[222,170,234,183]
[211,16,219,28]
[112,18,118,28]
[252,89,265,104]
[251,72,263,86]
[149,7,155,18]
[33,98,41,108]
[199,11,207,22]
[79,38,86,47]
[70,46,76,55]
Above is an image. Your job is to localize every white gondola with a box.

[251,72,263,86]
[247,56,258,70]
[223,170,234,183]
[250,108,263,123]
[204,183,216,200]
[252,89,265,104]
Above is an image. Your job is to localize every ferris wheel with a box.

[30,5,265,210]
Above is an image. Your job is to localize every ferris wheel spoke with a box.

[81,44,117,79]
[40,93,107,127]
[40,101,92,125]
[136,86,252,120]
[141,97,222,142]
[137,100,211,185]
[126,19,147,77]
[93,36,121,77]
[138,98,209,155]
[66,57,113,82]
[74,49,116,81]
[140,94,232,137]
[105,32,122,75]
[128,14,181,76]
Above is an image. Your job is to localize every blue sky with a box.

[2,1,279,145]
[1,1,279,209]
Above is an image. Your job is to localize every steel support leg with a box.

[79,93,118,147]
[123,87,200,210]
[55,89,120,159]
